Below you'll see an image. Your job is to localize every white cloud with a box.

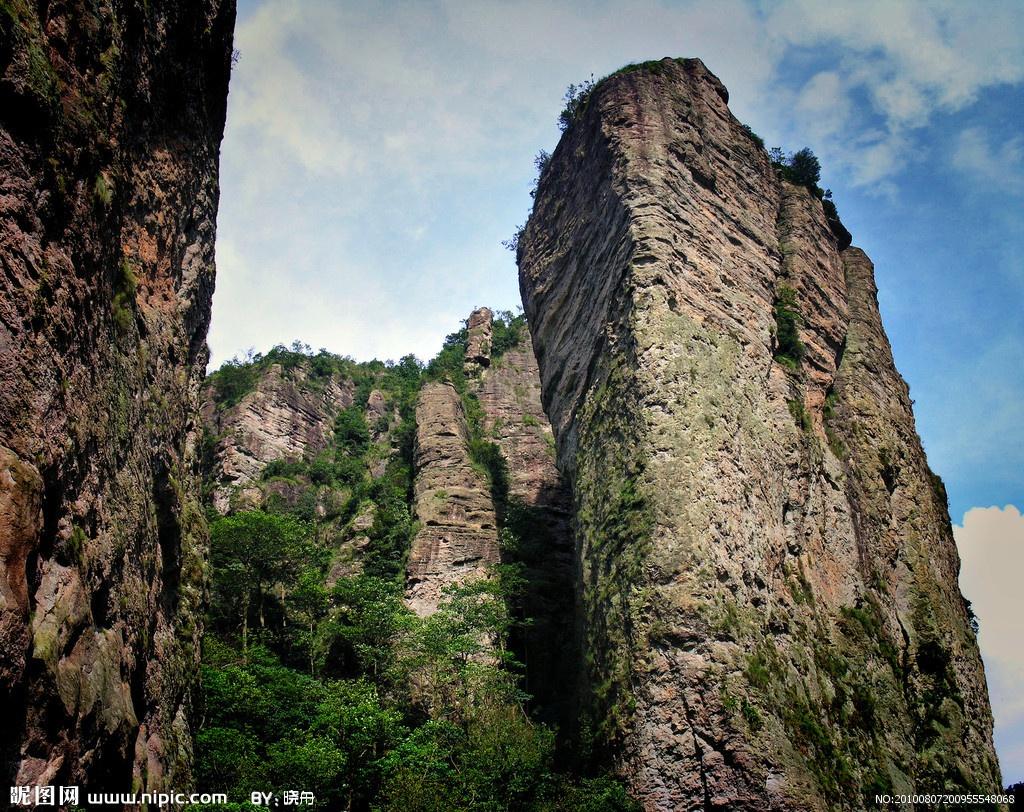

[758,0,1024,192]
[210,0,1024,375]
[956,505,1024,783]
[953,128,1024,196]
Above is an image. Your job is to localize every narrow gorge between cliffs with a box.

[0,5,1007,809]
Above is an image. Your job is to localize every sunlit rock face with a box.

[519,57,1001,809]
[0,0,235,791]
[405,380,499,617]
[201,362,355,514]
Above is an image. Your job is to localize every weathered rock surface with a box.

[470,309,575,718]
[464,306,493,374]
[201,362,353,513]
[519,58,999,809]
[405,381,499,616]
[0,0,234,792]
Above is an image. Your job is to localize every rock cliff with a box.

[405,380,499,616]
[468,308,575,720]
[201,361,354,513]
[518,58,1000,809]
[0,0,234,791]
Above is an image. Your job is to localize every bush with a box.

[787,147,821,188]
[210,360,258,409]
[491,310,527,359]
[558,75,596,131]
[773,286,805,368]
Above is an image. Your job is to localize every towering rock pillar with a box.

[0,1,235,791]
[405,382,499,616]
[519,58,999,808]
[464,306,493,375]
[472,315,575,722]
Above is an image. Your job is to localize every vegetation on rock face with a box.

[193,316,636,810]
[558,75,596,131]
[769,146,851,247]
[773,285,805,369]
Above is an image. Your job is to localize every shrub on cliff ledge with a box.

[558,75,595,131]
[774,285,805,369]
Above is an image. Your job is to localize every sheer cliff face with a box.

[201,364,355,514]
[519,58,1000,808]
[0,0,234,791]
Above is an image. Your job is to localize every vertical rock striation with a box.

[469,308,575,721]
[0,0,234,791]
[405,381,499,616]
[464,306,493,375]
[201,362,354,513]
[519,58,999,809]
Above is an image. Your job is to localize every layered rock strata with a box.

[405,381,499,616]
[201,362,354,513]
[468,308,575,719]
[464,306,493,374]
[0,0,234,792]
[518,58,1000,809]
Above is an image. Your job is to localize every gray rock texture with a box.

[201,362,354,513]
[0,0,234,791]
[405,381,499,616]
[518,57,1000,809]
[465,306,493,374]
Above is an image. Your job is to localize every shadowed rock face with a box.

[519,57,1000,810]
[406,381,499,616]
[470,309,575,721]
[0,0,234,791]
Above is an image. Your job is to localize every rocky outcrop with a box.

[405,381,499,616]
[201,362,353,513]
[470,310,574,719]
[464,306,493,374]
[0,0,234,793]
[519,58,1000,809]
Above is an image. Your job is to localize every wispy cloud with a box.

[758,0,1024,191]
[953,128,1024,196]
[956,505,1024,783]
[213,0,1024,367]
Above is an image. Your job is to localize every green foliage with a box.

[788,398,812,433]
[112,258,138,333]
[774,286,805,368]
[210,360,259,409]
[323,576,407,680]
[558,75,596,131]
[490,309,527,360]
[195,643,404,810]
[502,223,526,253]
[963,597,980,635]
[787,147,821,188]
[334,406,370,456]
[741,698,763,731]
[786,700,855,794]
[360,467,416,580]
[745,651,771,691]
[741,124,765,150]
[94,173,114,208]
[530,150,551,199]
[424,327,468,386]
[208,510,317,654]
[770,146,820,189]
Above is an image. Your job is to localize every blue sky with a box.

[211,0,1024,783]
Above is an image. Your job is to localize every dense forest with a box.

[190,313,638,810]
